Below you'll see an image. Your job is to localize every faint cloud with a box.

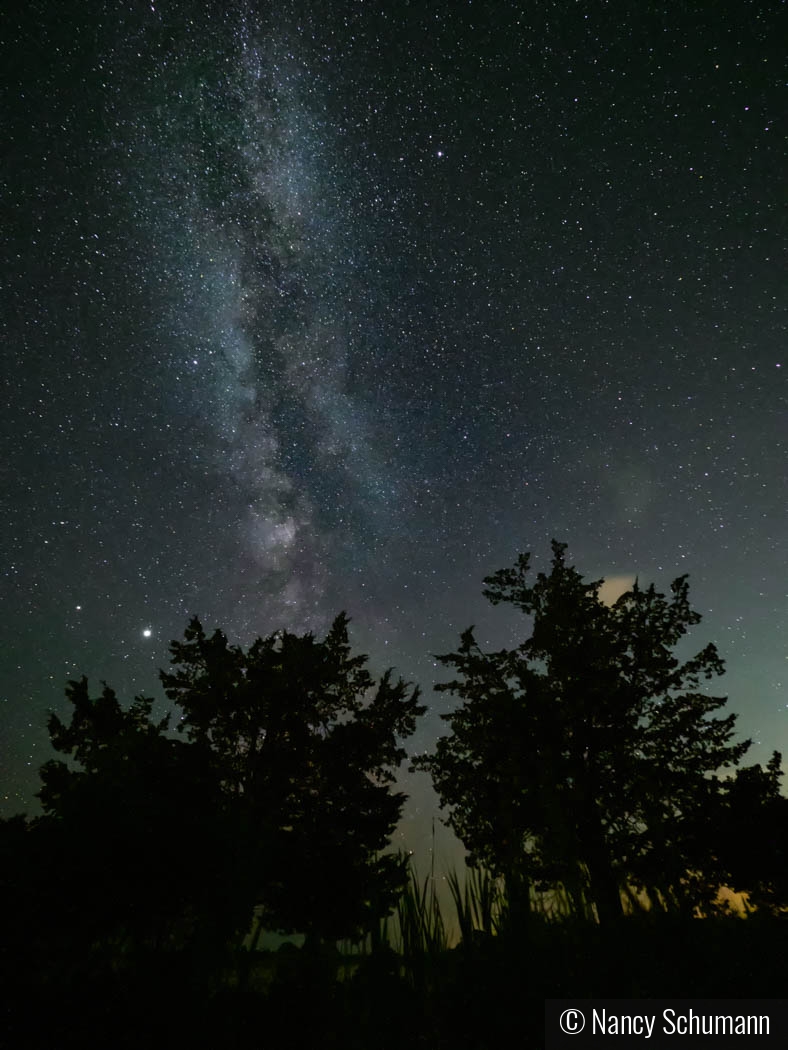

[598,575,636,606]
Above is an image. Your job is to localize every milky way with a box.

[118,12,387,625]
[4,2,787,860]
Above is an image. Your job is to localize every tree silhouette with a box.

[35,676,250,957]
[416,541,750,923]
[160,611,425,942]
[715,751,788,915]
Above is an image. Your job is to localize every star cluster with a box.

[3,3,786,856]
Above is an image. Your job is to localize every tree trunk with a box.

[504,851,532,931]
[576,797,624,924]
[584,833,624,924]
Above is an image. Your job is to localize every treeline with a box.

[2,542,788,1046]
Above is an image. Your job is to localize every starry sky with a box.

[3,1,786,862]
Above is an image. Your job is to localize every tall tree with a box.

[416,541,749,923]
[160,612,424,942]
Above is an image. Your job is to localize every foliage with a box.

[446,864,506,945]
[393,868,449,959]
[415,541,750,922]
[35,676,249,955]
[715,751,788,914]
[160,611,424,941]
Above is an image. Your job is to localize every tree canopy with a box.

[14,612,423,959]
[415,541,751,922]
[715,750,788,915]
[160,611,424,941]
[35,677,248,956]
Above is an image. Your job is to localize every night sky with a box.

[4,2,786,863]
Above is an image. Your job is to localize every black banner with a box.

[546,1000,788,1048]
